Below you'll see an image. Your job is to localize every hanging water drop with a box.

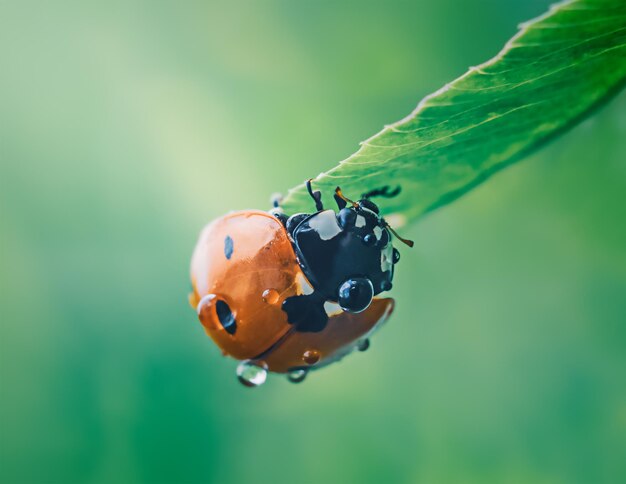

[262,288,280,304]
[357,339,370,352]
[196,293,217,324]
[236,361,267,387]
[287,369,307,384]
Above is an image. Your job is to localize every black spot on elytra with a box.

[282,293,328,333]
[216,299,236,334]
[224,235,234,260]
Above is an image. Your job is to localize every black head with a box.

[288,198,399,313]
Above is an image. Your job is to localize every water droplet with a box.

[357,339,370,352]
[236,361,267,387]
[380,280,392,292]
[287,369,307,384]
[196,293,217,325]
[262,289,279,305]
[363,233,376,246]
[302,349,320,365]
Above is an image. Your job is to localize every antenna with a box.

[384,222,414,248]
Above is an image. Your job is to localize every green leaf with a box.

[280,0,626,226]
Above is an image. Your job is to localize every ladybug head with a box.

[285,188,407,314]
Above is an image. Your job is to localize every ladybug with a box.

[189,181,412,386]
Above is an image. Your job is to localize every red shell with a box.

[190,210,394,373]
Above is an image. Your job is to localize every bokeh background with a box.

[2,1,625,483]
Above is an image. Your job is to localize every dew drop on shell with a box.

[236,361,267,388]
[287,369,307,384]
[302,349,321,365]
[196,293,217,324]
[262,289,280,305]
[363,233,376,246]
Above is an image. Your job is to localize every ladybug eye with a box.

[338,277,374,313]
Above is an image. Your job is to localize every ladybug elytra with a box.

[189,181,411,386]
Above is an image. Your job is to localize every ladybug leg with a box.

[269,193,290,226]
[333,192,347,210]
[362,185,401,200]
[306,179,324,212]
[270,192,283,208]
[282,293,328,333]
[270,210,288,227]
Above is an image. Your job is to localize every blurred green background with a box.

[1,1,625,483]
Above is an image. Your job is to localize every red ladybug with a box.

[189,182,411,386]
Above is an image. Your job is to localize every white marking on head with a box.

[355,215,367,228]
[296,273,314,295]
[373,226,383,240]
[380,244,393,272]
[323,301,342,317]
[360,206,378,218]
[309,210,342,240]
